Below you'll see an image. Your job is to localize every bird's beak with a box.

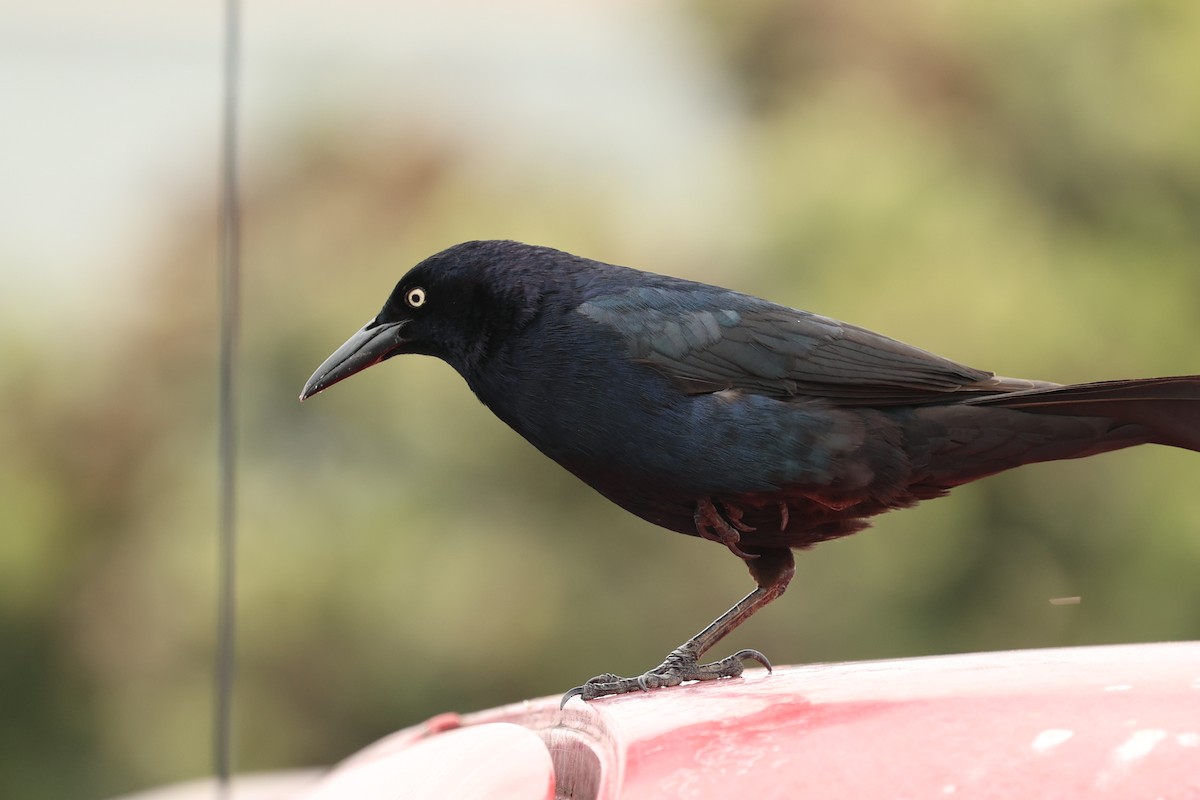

[300,318,408,401]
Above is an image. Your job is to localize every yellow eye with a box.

[405,287,426,308]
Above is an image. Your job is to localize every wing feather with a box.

[577,286,999,405]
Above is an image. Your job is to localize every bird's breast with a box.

[470,345,879,533]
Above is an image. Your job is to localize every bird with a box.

[300,239,1200,705]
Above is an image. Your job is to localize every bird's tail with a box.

[907,375,1200,496]
[967,375,1200,453]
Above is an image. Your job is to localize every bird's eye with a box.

[405,287,427,308]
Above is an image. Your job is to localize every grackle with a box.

[301,240,1200,704]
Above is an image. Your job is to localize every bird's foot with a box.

[694,497,757,558]
[560,646,771,707]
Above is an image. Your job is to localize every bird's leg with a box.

[561,548,795,706]
[694,497,756,558]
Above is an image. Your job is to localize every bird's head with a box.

[300,240,548,401]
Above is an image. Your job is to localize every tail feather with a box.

[906,375,1200,496]
[966,375,1200,453]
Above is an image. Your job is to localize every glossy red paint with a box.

[114,642,1200,799]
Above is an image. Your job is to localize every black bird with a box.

[301,240,1200,704]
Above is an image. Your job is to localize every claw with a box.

[694,498,758,559]
[732,648,773,673]
[559,685,585,709]
[561,647,772,703]
[723,503,757,533]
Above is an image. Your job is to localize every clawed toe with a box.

[731,648,773,672]
[559,685,586,709]
[559,647,772,706]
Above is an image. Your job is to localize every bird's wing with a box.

[577,285,1000,405]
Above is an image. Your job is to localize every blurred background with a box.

[3,0,1200,795]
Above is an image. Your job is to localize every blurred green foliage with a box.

[3,1,1200,796]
